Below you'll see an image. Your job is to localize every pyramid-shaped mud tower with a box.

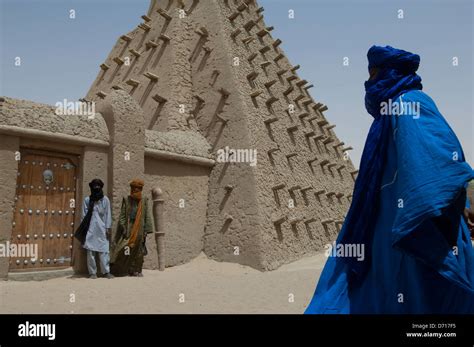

[86,0,357,270]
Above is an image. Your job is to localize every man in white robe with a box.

[81,179,114,279]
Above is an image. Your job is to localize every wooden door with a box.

[10,149,78,272]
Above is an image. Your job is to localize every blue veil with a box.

[343,45,424,281]
[305,46,474,313]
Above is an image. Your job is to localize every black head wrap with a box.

[75,179,105,245]
[89,179,104,202]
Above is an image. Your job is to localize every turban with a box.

[364,45,423,118]
[367,45,420,74]
[88,179,104,202]
[88,178,104,189]
[130,179,144,189]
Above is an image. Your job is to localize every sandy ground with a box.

[0,252,326,314]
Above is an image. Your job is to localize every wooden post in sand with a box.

[152,187,165,271]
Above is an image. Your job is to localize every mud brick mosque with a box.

[0,0,357,278]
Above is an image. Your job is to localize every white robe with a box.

[82,196,112,253]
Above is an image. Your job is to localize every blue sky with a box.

[1,0,472,167]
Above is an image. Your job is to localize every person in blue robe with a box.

[81,179,114,279]
[305,45,474,314]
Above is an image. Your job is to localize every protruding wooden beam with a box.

[274,53,284,62]
[138,23,152,31]
[145,41,159,49]
[264,79,277,89]
[268,148,280,155]
[289,217,303,226]
[320,159,330,167]
[289,185,302,192]
[218,88,230,97]
[157,7,172,20]
[272,183,286,191]
[144,72,159,82]
[302,99,313,107]
[96,91,108,99]
[231,28,242,38]
[296,79,308,87]
[126,79,140,87]
[266,96,279,107]
[314,134,325,141]
[290,65,301,73]
[313,102,323,110]
[323,137,335,145]
[113,57,125,65]
[304,130,316,138]
[152,94,168,104]
[315,189,326,197]
[294,94,305,102]
[228,11,240,22]
[195,28,209,37]
[247,52,258,62]
[299,113,310,121]
[120,34,132,42]
[237,3,248,11]
[159,34,171,42]
[256,28,270,37]
[243,20,256,31]
[242,36,255,44]
[259,45,271,54]
[264,117,278,125]
[247,71,259,82]
[273,39,282,48]
[283,86,294,96]
[129,49,141,57]
[273,216,287,225]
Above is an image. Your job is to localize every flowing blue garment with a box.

[305,46,474,314]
